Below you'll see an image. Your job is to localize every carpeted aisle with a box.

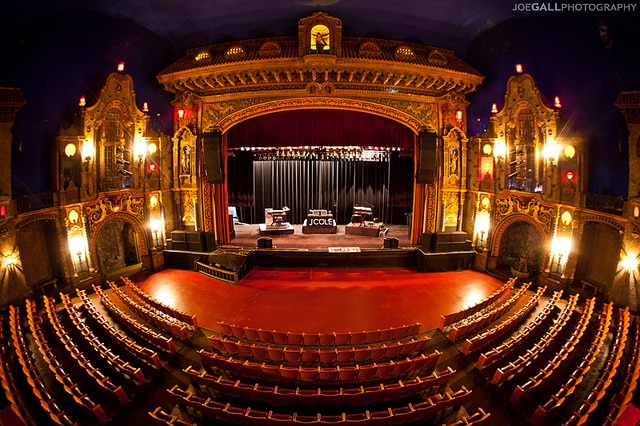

[136,267,504,334]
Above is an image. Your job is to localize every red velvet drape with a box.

[213,133,231,244]
[227,109,414,151]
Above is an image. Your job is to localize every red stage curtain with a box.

[227,109,414,151]
[213,133,231,244]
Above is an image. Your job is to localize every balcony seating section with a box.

[60,292,148,386]
[601,312,640,426]
[43,295,131,405]
[167,382,472,425]
[447,281,532,342]
[508,297,596,405]
[25,298,111,424]
[475,290,563,370]
[122,276,199,329]
[77,288,164,369]
[93,284,177,354]
[107,280,190,341]
[1,310,47,426]
[439,278,516,329]
[489,293,580,385]
[462,285,546,355]
[547,302,614,425]
[530,304,612,425]
[8,305,80,425]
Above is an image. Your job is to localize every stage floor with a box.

[230,223,413,250]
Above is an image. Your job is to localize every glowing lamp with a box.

[551,236,571,256]
[82,139,94,161]
[456,110,463,121]
[544,139,560,163]
[0,205,6,218]
[143,102,149,112]
[148,163,157,172]
[79,96,86,107]
[634,206,639,218]
[554,96,562,108]
[566,171,574,181]
[68,209,79,225]
[482,143,492,156]
[147,142,157,155]
[64,143,77,158]
[177,109,185,119]
[561,211,572,226]
[491,103,498,114]
[620,253,639,274]
[117,61,125,72]
[564,145,576,159]
[515,64,523,74]
[493,139,506,159]
[149,195,158,208]
[133,137,147,159]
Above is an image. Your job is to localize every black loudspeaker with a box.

[383,237,399,249]
[416,131,437,184]
[257,237,272,249]
[421,232,433,251]
[203,131,225,184]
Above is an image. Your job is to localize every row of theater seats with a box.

[94,284,178,354]
[77,288,164,369]
[170,312,484,425]
[0,278,205,425]
[107,280,191,341]
[447,282,532,342]
[443,277,640,426]
[121,276,199,329]
[439,277,516,329]
[208,334,430,365]
[218,321,423,347]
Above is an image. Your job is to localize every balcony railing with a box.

[585,193,626,216]
[16,192,55,214]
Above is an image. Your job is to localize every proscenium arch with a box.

[211,97,435,135]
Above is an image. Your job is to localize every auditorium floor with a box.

[129,268,529,425]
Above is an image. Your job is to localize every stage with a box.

[229,223,411,250]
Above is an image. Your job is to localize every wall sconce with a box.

[564,145,576,160]
[550,236,571,275]
[515,63,523,74]
[177,109,185,119]
[456,110,463,122]
[149,195,159,208]
[148,142,157,155]
[560,211,572,231]
[544,139,560,165]
[482,144,492,156]
[134,136,148,162]
[64,143,77,158]
[68,209,79,227]
[620,252,639,278]
[493,138,506,160]
[0,205,6,219]
[68,234,88,274]
[79,96,86,107]
[491,103,498,114]
[117,61,125,72]
[474,210,490,250]
[565,171,575,181]
[81,139,94,162]
[634,206,640,219]
[143,102,149,113]
[150,218,163,249]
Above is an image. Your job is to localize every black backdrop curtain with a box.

[228,152,413,225]
[226,109,415,225]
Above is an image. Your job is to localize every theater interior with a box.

[1,2,640,425]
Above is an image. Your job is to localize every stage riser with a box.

[253,250,418,268]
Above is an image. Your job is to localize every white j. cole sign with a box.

[309,218,334,226]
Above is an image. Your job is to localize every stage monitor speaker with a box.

[416,131,437,184]
[421,232,434,252]
[203,130,225,184]
[383,237,399,249]
[257,237,272,249]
